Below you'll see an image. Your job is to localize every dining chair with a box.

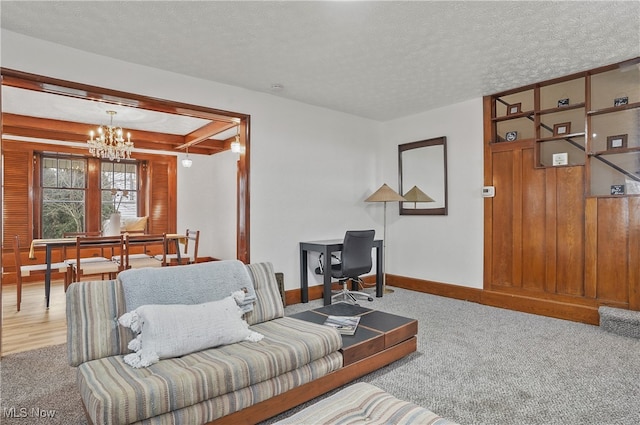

[72,235,124,282]
[160,229,200,265]
[62,231,105,282]
[12,235,70,311]
[122,233,167,269]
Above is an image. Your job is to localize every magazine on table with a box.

[323,315,360,335]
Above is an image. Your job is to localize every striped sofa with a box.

[66,262,343,425]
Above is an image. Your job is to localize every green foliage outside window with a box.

[40,156,138,238]
[41,157,86,238]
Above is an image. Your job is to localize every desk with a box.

[30,238,77,308]
[299,238,383,306]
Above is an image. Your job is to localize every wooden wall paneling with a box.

[148,159,170,234]
[86,158,102,233]
[146,157,177,235]
[596,197,629,304]
[2,149,31,248]
[627,197,640,310]
[511,147,523,288]
[555,167,585,296]
[491,150,515,288]
[544,168,558,293]
[584,197,598,299]
[521,147,546,290]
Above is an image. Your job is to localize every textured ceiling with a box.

[1,1,639,121]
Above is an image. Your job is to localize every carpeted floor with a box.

[2,287,640,424]
[0,344,85,424]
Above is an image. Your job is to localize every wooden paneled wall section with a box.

[1,139,178,285]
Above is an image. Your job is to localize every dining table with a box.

[30,233,186,308]
[29,238,77,308]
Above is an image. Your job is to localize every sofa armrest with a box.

[245,263,285,325]
[67,280,133,367]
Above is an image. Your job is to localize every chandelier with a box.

[87,110,133,161]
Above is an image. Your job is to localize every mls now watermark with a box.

[3,406,57,419]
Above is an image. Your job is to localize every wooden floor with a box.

[1,280,68,356]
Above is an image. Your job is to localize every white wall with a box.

[1,30,383,290]
[380,99,485,288]
[176,150,238,261]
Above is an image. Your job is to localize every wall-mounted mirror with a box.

[398,136,448,215]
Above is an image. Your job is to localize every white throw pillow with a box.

[118,294,263,368]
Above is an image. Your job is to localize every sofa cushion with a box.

[78,317,342,425]
[245,262,285,325]
[119,260,257,314]
[273,382,459,425]
[121,215,148,232]
[118,295,264,368]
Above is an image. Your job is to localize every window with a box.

[101,162,138,222]
[41,156,87,238]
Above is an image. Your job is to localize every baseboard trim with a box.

[285,274,600,325]
[388,274,600,325]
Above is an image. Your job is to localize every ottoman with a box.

[274,382,458,425]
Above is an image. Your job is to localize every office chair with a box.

[331,230,375,304]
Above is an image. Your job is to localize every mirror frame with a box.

[398,136,448,216]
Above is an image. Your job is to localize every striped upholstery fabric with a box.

[67,262,282,366]
[78,317,343,425]
[274,382,458,425]
[245,262,285,325]
[67,280,132,366]
[131,352,342,425]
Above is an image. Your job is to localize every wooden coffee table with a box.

[213,303,417,425]
[290,302,418,366]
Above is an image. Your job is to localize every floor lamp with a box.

[365,183,407,294]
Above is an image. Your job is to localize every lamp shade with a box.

[403,185,435,203]
[365,183,407,202]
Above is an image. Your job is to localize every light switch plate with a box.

[482,186,495,197]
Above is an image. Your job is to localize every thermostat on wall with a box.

[482,186,495,197]
[553,152,568,166]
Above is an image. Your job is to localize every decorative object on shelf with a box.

[87,110,133,162]
[607,134,628,150]
[553,122,571,136]
[402,185,434,209]
[182,147,193,168]
[505,131,518,142]
[506,103,521,115]
[365,183,407,294]
[552,153,568,166]
[611,185,625,195]
[614,96,629,107]
[557,98,570,107]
